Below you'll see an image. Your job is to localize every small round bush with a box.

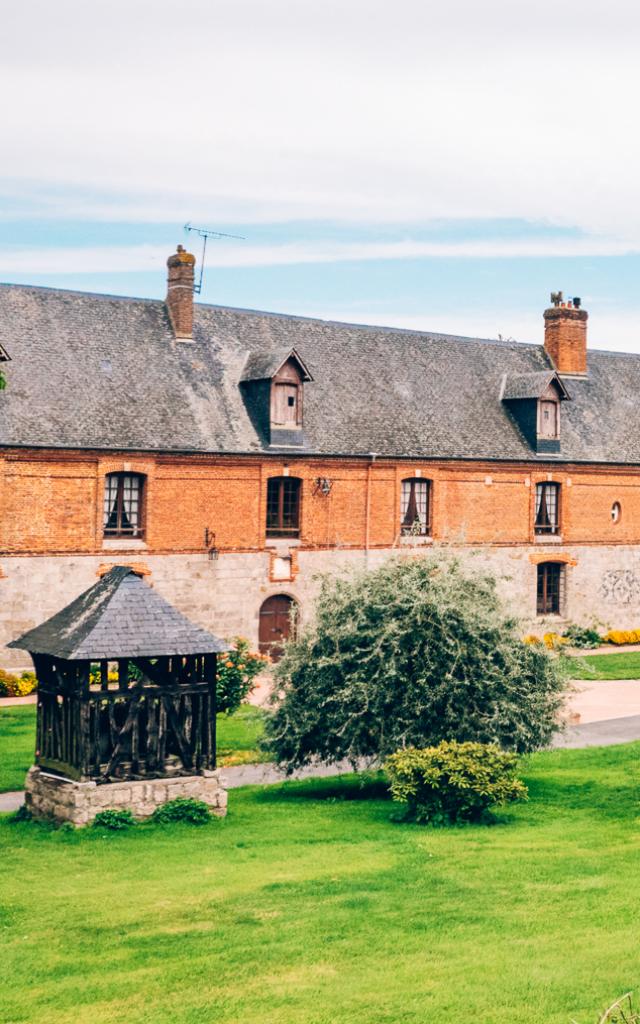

[385,741,528,825]
[151,798,212,825]
[92,809,136,830]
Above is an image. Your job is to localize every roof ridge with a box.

[0,280,637,357]
[0,280,540,348]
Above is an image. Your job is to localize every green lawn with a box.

[0,742,638,1024]
[563,650,640,680]
[0,704,267,792]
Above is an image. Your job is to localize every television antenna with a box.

[184,222,245,294]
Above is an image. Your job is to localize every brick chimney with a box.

[543,293,588,375]
[166,245,196,341]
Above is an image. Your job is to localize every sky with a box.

[1,0,640,349]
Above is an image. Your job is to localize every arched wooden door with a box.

[259,595,296,662]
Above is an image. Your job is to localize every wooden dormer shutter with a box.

[273,382,300,425]
[271,358,303,428]
[539,400,558,438]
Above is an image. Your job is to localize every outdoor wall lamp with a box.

[313,477,333,496]
[204,527,219,560]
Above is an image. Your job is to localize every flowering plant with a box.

[217,637,267,713]
[0,669,37,697]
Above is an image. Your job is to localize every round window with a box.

[611,502,621,524]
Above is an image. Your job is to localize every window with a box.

[537,562,565,616]
[611,502,621,524]
[538,399,559,439]
[266,477,301,537]
[535,482,560,535]
[400,479,431,536]
[103,473,145,537]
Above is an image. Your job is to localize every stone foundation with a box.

[4,544,640,672]
[25,766,227,826]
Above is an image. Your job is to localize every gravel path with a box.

[2,714,639,814]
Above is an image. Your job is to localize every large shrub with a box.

[385,741,527,824]
[263,555,566,771]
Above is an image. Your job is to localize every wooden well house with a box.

[9,566,229,784]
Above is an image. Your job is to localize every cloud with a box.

[1,233,639,276]
[1,0,640,241]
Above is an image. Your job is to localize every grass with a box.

[0,742,638,1024]
[563,650,640,680]
[0,704,267,792]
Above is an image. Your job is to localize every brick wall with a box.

[2,448,640,668]
[2,450,640,554]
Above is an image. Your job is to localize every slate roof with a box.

[240,346,313,382]
[502,371,570,401]
[8,565,229,660]
[1,281,640,464]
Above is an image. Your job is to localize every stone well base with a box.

[25,766,227,826]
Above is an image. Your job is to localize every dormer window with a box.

[271,360,303,428]
[240,346,313,449]
[502,370,570,454]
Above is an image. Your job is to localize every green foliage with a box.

[92,809,136,830]
[151,797,212,825]
[264,554,567,770]
[0,669,37,698]
[0,370,6,391]
[217,637,267,713]
[385,741,527,824]
[563,624,603,649]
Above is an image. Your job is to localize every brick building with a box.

[1,248,639,669]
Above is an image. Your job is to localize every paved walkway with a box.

[569,679,640,723]
[2,714,639,814]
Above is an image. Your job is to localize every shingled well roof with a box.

[8,566,229,660]
[0,282,639,463]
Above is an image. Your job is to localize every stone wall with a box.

[3,447,640,667]
[25,767,227,826]
[3,541,640,670]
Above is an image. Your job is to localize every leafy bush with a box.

[92,809,136,830]
[263,555,567,771]
[217,637,267,713]
[385,741,528,824]
[562,624,602,649]
[0,669,37,698]
[151,798,212,825]
[603,629,640,646]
